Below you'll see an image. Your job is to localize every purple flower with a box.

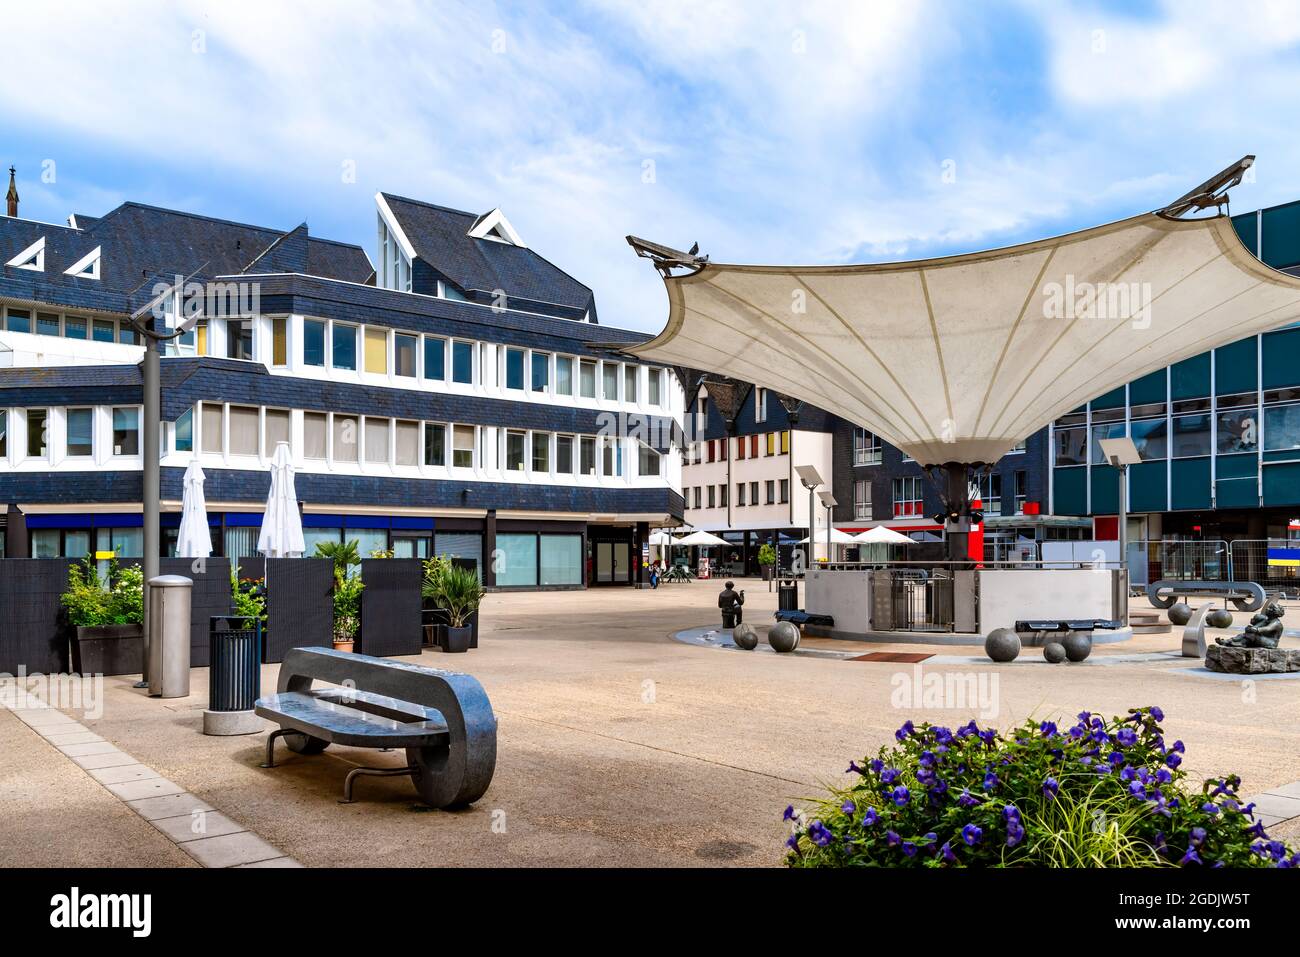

[1003,804,1021,822]
[962,823,983,846]
[841,800,856,815]
[901,841,918,857]
[919,750,937,767]
[869,759,884,773]
[1155,768,1172,784]
[1189,827,1207,847]
[1116,728,1138,748]
[1040,721,1058,737]
[940,841,958,863]
[1153,832,1168,856]
[1170,739,1185,753]
[934,727,953,745]
[886,830,901,847]
[958,788,980,808]
[862,807,879,826]
[1180,846,1202,866]
[1108,751,1126,767]
[1165,752,1182,769]
[1201,803,1219,816]
[895,720,915,741]
[880,768,900,785]
[1077,711,1092,721]
[1150,707,1164,722]
[808,821,833,846]
[982,771,1000,791]
[890,785,911,807]
[846,760,862,775]
[1006,821,1025,847]
[1042,777,1059,800]
[785,833,799,850]
[783,805,796,822]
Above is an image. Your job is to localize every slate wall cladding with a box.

[0,469,686,517]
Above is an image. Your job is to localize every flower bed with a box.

[784,707,1298,868]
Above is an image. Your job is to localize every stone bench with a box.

[1205,645,1300,674]
[255,647,496,807]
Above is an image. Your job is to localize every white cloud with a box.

[4,0,1300,332]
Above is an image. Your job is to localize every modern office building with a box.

[679,381,836,574]
[0,169,685,587]
[1048,198,1300,546]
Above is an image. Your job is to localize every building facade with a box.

[1048,198,1300,548]
[0,173,685,587]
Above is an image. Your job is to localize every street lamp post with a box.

[818,489,837,563]
[1098,437,1142,603]
[794,465,824,566]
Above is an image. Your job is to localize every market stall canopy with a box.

[676,530,730,547]
[855,526,913,545]
[796,527,859,545]
[625,159,1300,466]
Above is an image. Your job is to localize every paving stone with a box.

[180,831,284,868]
[1263,780,1300,801]
[58,741,120,757]
[41,730,103,746]
[151,811,246,844]
[35,722,86,738]
[16,710,78,728]
[234,857,303,868]
[71,751,139,770]
[89,763,162,786]
[127,793,214,821]
[106,777,185,801]
[1249,793,1300,821]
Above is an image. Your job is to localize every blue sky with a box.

[4,0,1300,331]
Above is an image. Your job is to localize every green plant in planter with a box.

[757,543,777,567]
[61,557,144,627]
[331,568,365,642]
[229,564,267,627]
[368,546,395,559]
[420,555,453,604]
[438,564,484,629]
[784,706,1298,868]
[315,539,361,577]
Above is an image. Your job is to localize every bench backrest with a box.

[277,647,496,806]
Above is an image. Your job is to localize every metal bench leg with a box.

[261,728,289,768]
[340,764,417,804]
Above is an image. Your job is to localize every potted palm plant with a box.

[316,540,364,652]
[421,555,452,647]
[61,557,144,676]
[437,564,484,654]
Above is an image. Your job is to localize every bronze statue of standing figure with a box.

[1215,599,1285,649]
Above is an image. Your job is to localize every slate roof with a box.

[380,193,595,321]
[1,201,374,316]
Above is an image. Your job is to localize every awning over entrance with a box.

[625,168,1300,467]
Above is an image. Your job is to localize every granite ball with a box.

[984,627,1021,663]
[1062,632,1092,662]
[732,623,759,650]
[1206,608,1234,629]
[768,621,801,653]
[1043,642,1067,664]
[1167,602,1193,627]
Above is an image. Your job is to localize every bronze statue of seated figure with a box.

[1215,599,1284,649]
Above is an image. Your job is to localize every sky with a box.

[3,0,1300,333]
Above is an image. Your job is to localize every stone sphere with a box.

[1062,632,1092,662]
[732,623,759,650]
[1167,602,1193,627]
[768,621,801,653]
[1206,608,1234,629]
[1043,642,1067,664]
[984,627,1021,663]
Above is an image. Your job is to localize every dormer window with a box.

[64,245,101,280]
[467,208,525,247]
[378,218,411,292]
[6,236,45,271]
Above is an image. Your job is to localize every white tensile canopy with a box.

[175,459,213,559]
[257,441,306,558]
[676,530,730,547]
[855,525,913,545]
[626,199,1300,467]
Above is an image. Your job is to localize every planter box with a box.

[72,624,143,677]
[444,625,472,654]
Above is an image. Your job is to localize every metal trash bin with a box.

[778,578,800,612]
[146,575,192,698]
[203,615,264,736]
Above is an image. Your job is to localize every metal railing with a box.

[1127,539,1229,587]
[1227,539,1300,595]
[889,574,954,632]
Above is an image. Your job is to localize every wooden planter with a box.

[72,624,143,677]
